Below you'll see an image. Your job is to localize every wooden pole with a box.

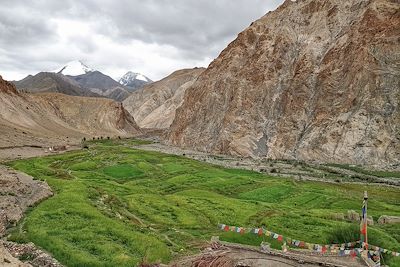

[364,191,368,248]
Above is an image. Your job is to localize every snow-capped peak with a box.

[54,60,94,76]
[119,71,152,86]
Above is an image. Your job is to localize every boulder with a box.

[378,215,400,225]
[347,210,360,222]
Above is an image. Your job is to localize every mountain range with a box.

[12,60,152,102]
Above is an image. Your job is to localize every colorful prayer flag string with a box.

[217,224,399,257]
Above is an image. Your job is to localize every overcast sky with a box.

[0,0,283,81]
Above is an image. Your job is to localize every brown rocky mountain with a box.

[13,72,100,97]
[13,71,132,102]
[123,68,205,129]
[0,75,141,148]
[168,0,400,167]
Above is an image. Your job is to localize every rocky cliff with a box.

[168,0,400,167]
[123,68,205,129]
[0,76,18,94]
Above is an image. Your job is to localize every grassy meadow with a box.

[7,139,400,267]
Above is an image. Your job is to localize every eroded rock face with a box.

[168,0,400,167]
[123,68,205,129]
[0,76,18,95]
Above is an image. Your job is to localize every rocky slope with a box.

[71,71,121,91]
[0,76,141,148]
[123,68,205,129]
[168,0,400,167]
[70,71,131,101]
[13,72,99,97]
[0,165,53,237]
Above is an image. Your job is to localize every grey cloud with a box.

[0,6,57,47]
[0,0,284,80]
[94,0,283,59]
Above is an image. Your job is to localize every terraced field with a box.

[7,139,400,267]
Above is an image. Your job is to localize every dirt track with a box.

[172,242,366,267]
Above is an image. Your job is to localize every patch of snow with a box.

[118,71,152,86]
[53,60,94,76]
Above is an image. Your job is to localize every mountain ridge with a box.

[168,0,400,167]
[123,68,205,129]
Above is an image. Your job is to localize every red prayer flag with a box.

[278,235,283,242]
[258,229,263,236]
[224,225,230,232]
[322,247,327,253]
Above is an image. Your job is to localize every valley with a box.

[1,0,399,266]
[4,139,400,266]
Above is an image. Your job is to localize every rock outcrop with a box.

[3,241,63,267]
[168,0,400,167]
[0,76,18,95]
[0,243,31,267]
[378,215,400,224]
[123,68,205,129]
[0,165,53,236]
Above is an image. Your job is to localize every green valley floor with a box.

[6,139,400,267]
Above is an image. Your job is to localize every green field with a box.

[7,140,400,267]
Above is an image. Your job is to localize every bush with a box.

[326,224,359,244]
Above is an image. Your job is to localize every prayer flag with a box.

[258,229,263,236]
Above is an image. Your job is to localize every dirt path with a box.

[0,145,81,163]
[171,241,366,267]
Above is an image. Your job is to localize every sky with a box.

[0,0,284,81]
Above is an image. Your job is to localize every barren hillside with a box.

[0,76,141,148]
[123,68,205,129]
